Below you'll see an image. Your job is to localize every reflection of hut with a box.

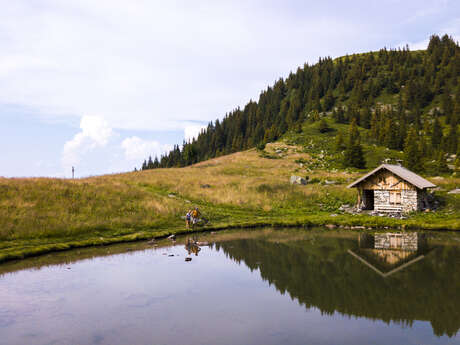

[347,164,436,213]
[350,232,428,278]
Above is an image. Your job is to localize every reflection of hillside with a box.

[215,236,460,337]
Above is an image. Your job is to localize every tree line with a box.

[142,34,460,172]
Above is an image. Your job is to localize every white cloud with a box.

[121,136,172,161]
[184,125,207,142]
[62,115,113,169]
[0,1,388,132]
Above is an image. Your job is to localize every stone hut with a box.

[347,164,436,213]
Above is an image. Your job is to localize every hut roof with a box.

[347,164,436,189]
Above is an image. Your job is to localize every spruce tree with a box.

[431,117,443,149]
[334,131,346,152]
[436,150,450,173]
[147,156,154,169]
[444,125,458,153]
[404,128,423,172]
[344,119,366,168]
[318,118,331,133]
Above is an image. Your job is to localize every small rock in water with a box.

[168,234,176,240]
[168,254,174,257]
[185,257,192,262]
[325,224,336,229]
[196,241,209,246]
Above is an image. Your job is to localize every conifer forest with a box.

[141,35,460,172]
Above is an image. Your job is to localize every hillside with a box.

[142,34,460,174]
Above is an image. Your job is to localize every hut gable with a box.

[347,165,436,213]
[347,164,436,189]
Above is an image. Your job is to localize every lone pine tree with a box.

[344,119,366,169]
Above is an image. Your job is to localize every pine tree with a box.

[404,128,423,172]
[444,125,458,153]
[318,118,331,133]
[344,119,366,168]
[322,89,335,111]
[431,117,443,149]
[147,156,154,169]
[436,150,450,173]
[334,131,346,152]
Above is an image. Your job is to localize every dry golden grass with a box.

[0,143,458,243]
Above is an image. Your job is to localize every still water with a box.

[1,228,459,345]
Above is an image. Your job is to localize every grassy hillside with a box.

[1,120,459,263]
[144,35,460,173]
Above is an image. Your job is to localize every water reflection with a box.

[215,231,460,337]
[185,237,202,256]
[1,229,459,344]
[349,233,429,277]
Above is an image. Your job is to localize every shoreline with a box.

[1,215,458,264]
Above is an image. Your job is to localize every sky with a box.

[0,0,459,177]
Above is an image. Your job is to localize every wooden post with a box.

[357,188,362,208]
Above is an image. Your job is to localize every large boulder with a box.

[290,175,307,185]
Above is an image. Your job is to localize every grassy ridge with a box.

[1,121,459,263]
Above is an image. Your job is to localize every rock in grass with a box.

[290,175,307,185]
[168,234,176,240]
[448,188,460,194]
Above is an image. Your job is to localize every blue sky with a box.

[1,0,459,177]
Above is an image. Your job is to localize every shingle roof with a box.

[347,164,436,189]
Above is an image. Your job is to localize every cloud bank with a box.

[62,116,113,169]
[184,125,207,143]
[121,136,172,161]
[2,1,459,134]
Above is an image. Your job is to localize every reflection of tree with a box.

[215,237,460,337]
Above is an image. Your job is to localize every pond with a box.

[1,228,459,345]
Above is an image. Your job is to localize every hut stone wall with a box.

[402,190,418,213]
[373,190,418,212]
